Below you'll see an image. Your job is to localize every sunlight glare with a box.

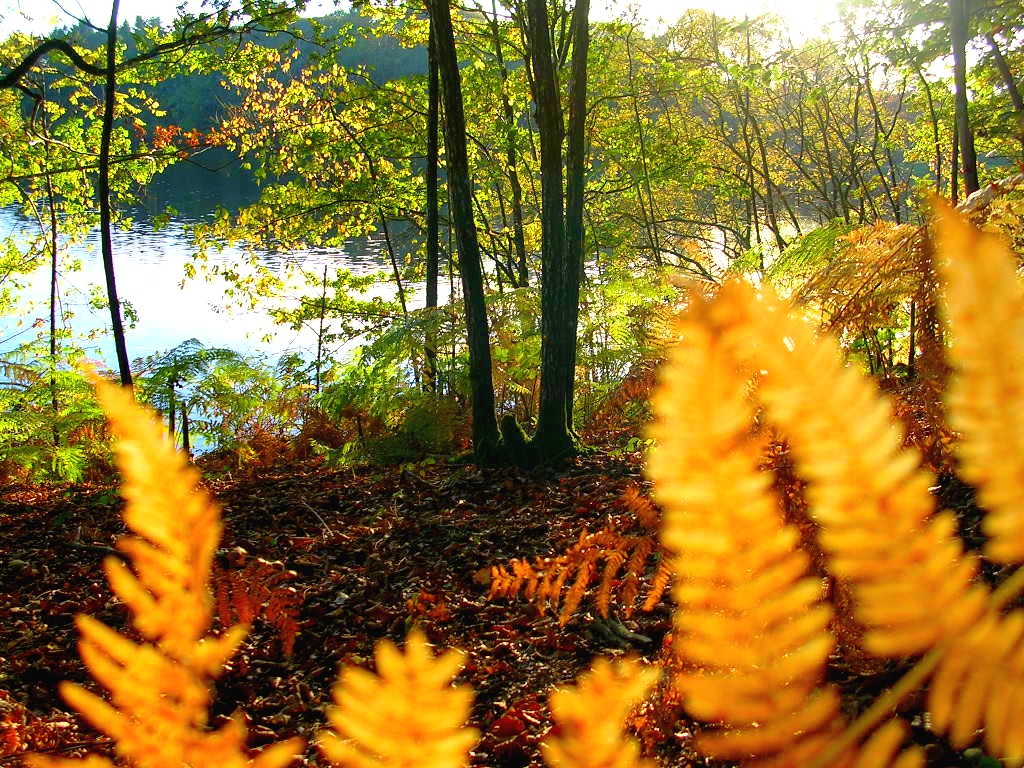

[594,0,842,40]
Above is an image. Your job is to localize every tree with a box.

[0,0,303,389]
[950,0,980,197]
[526,0,590,461]
[426,0,502,458]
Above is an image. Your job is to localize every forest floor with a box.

[0,448,711,767]
[0,443,988,767]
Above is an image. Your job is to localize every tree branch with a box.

[0,38,105,87]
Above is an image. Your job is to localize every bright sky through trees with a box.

[0,0,840,39]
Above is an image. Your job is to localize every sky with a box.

[0,0,841,41]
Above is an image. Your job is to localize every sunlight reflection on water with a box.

[0,206,400,367]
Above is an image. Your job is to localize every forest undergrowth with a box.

[0,418,991,768]
[0,444,694,767]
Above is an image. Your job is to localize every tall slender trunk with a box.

[951,119,960,203]
[908,299,916,376]
[42,92,60,448]
[427,0,500,457]
[983,31,1024,158]
[99,0,132,388]
[425,17,440,391]
[379,211,408,315]
[529,0,588,462]
[950,0,979,196]
[489,0,529,287]
[527,0,567,451]
[316,264,328,393]
[562,0,588,427]
[625,28,660,264]
[181,403,191,457]
[168,381,177,440]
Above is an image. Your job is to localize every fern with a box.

[647,203,1024,765]
[763,219,858,284]
[30,378,646,768]
[542,657,659,768]
[317,629,478,768]
[486,491,669,625]
[26,376,302,768]
[212,555,303,657]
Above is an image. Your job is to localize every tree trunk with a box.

[425,17,440,392]
[427,0,500,458]
[42,93,60,449]
[950,0,980,196]
[983,30,1024,159]
[181,402,191,457]
[529,0,588,463]
[168,382,177,440]
[99,0,133,388]
[562,0,588,423]
[489,0,529,287]
[316,264,328,393]
[379,210,408,315]
[625,27,660,263]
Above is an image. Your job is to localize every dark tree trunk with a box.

[984,31,1024,158]
[427,0,500,458]
[316,264,328,393]
[489,0,529,287]
[168,381,177,439]
[379,211,408,315]
[425,17,440,391]
[950,0,980,196]
[951,119,960,203]
[98,0,133,388]
[529,0,588,463]
[562,0,588,421]
[180,403,191,457]
[42,93,60,448]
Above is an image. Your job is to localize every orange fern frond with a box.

[27,377,301,768]
[647,203,1024,765]
[714,279,987,657]
[487,529,668,624]
[560,552,598,625]
[621,485,660,531]
[318,629,478,768]
[928,609,1024,759]
[596,549,627,618]
[619,536,656,611]
[212,556,303,657]
[541,657,659,768]
[934,200,1024,564]
[647,298,844,764]
[640,561,671,613]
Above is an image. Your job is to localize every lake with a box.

[0,204,411,370]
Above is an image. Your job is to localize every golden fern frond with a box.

[795,221,925,336]
[934,201,1024,564]
[541,657,659,768]
[927,609,1024,760]
[596,549,626,618]
[714,279,987,657]
[647,296,844,764]
[639,561,671,612]
[648,281,957,766]
[318,629,478,768]
[28,377,301,768]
